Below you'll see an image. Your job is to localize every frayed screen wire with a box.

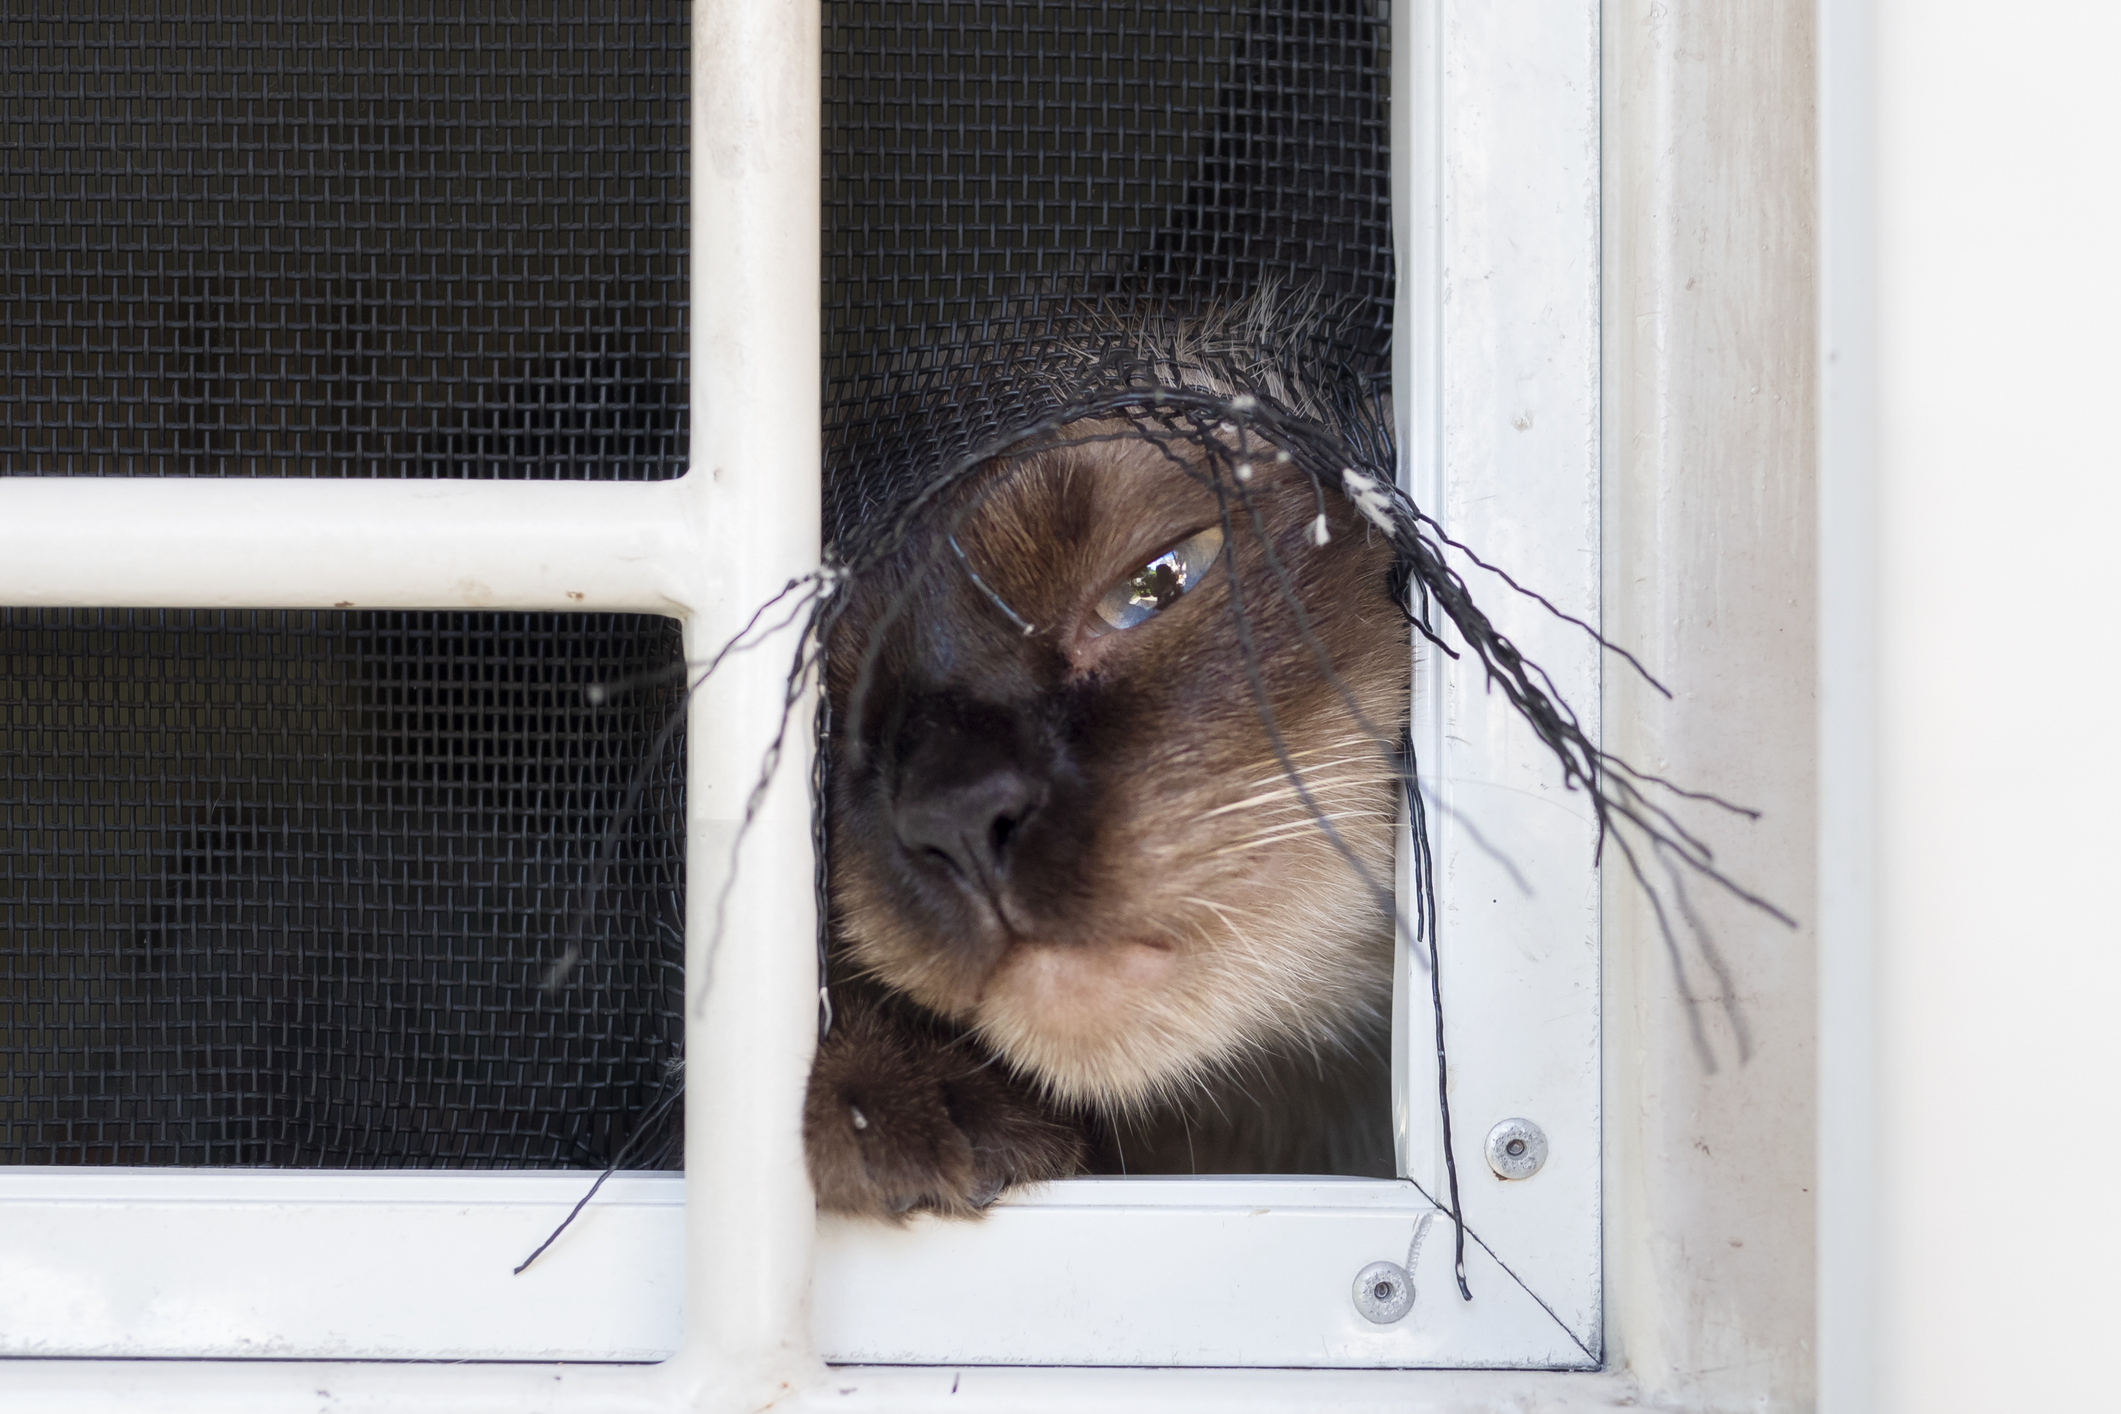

[514,322,1790,1283]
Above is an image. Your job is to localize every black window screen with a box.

[2,609,687,1168]
[2,1,1389,1169]
[1,5,691,1169]
[0,0,689,480]
[821,0,1392,543]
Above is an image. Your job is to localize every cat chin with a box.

[966,938,1190,1104]
[964,907,1395,1110]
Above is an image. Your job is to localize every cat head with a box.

[824,414,1407,1109]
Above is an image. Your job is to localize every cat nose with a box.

[892,754,1044,886]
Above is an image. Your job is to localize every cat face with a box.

[825,420,1407,1109]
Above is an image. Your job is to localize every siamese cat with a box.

[804,313,1411,1218]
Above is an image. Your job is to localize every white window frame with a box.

[0,0,1625,1401]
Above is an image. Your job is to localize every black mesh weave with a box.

[1,609,687,1168]
[821,0,1392,546]
[0,0,689,480]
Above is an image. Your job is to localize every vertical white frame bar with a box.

[1815,0,1875,1409]
[681,0,823,1395]
[1393,0,1605,1360]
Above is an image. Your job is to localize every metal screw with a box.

[1484,1117,1549,1180]
[1351,1259,1414,1323]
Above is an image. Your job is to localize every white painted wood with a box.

[0,477,697,613]
[817,1179,1589,1369]
[0,1357,1651,1414]
[676,0,823,1397]
[1600,0,1820,1408]
[0,1170,685,1361]
[0,1171,1595,1370]
[812,1365,1644,1412]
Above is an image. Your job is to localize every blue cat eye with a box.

[1091,525,1225,633]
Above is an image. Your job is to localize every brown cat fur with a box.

[806,411,1408,1220]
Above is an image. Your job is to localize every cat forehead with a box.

[956,418,1298,563]
[973,427,1202,539]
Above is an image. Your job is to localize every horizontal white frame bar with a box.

[0,1357,1645,1414]
[0,476,701,614]
[822,1366,1641,1411]
[817,1178,1590,1369]
[0,1171,1592,1369]
[0,1170,685,1361]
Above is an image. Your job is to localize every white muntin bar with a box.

[0,476,699,613]
[674,0,825,1406]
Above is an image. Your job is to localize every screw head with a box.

[1351,1259,1414,1323]
[1484,1117,1549,1179]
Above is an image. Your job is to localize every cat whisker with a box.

[1238,741,1399,797]
[1214,809,1396,854]
[1202,775,1377,819]
[1241,753,1396,787]
[1176,896,1346,1005]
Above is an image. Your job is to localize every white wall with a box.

[1821,2,2121,1412]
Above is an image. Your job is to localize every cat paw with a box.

[804,997,1084,1220]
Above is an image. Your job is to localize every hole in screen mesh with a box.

[0,1,689,479]
[818,1,1397,1180]
[1,609,686,1169]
